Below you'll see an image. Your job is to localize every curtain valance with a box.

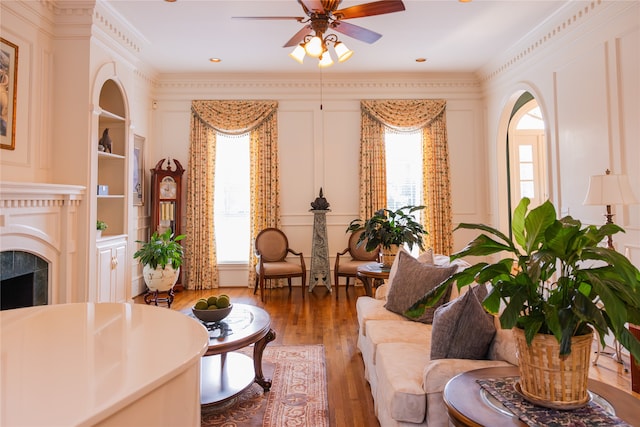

[191,100,278,135]
[361,99,446,132]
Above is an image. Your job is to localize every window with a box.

[214,132,250,263]
[385,129,423,255]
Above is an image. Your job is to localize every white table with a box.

[1,302,209,427]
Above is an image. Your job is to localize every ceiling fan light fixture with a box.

[305,36,324,57]
[333,41,353,62]
[318,52,334,68]
[289,45,306,64]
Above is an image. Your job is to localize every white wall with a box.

[481,0,639,268]
[151,75,486,286]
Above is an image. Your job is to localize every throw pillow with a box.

[384,250,456,324]
[387,247,434,292]
[430,284,496,360]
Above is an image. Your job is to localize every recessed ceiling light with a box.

[415,58,427,63]
[209,58,221,63]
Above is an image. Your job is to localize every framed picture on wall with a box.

[133,136,145,206]
[1,37,18,151]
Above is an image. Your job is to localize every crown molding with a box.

[152,73,481,96]
[478,0,628,83]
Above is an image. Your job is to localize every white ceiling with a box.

[105,0,570,75]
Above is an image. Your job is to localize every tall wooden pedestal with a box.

[309,210,331,292]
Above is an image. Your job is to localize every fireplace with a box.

[0,181,85,304]
[1,250,49,310]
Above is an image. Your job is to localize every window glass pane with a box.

[520,181,535,198]
[214,133,250,263]
[385,130,423,256]
[520,163,534,180]
[385,130,422,211]
[516,106,545,130]
[519,145,533,162]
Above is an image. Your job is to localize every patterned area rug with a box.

[201,345,329,427]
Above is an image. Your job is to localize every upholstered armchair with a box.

[254,228,306,302]
[334,229,379,296]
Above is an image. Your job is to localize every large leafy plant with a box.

[408,198,640,359]
[134,229,185,269]
[347,205,427,251]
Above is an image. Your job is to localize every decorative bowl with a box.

[192,304,233,323]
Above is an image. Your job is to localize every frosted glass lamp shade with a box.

[305,36,323,57]
[289,45,306,64]
[318,53,334,68]
[583,173,638,206]
[334,42,353,62]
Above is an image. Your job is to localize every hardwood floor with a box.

[133,285,638,427]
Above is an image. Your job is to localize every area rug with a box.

[201,344,329,427]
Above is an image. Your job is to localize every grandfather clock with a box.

[151,158,184,236]
[151,158,185,290]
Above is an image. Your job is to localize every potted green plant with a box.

[96,220,108,238]
[347,205,427,267]
[408,198,640,407]
[134,229,185,292]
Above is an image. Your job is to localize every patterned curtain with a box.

[360,99,453,255]
[186,110,217,290]
[359,109,388,220]
[187,100,279,290]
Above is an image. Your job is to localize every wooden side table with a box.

[356,263,389,297]
[444,366,640,427]
[631,324,640,393]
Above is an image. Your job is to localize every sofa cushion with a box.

[430,284,496,360]
[356,296,404,337]
[487,316,519,366]
[384,251,457,323]
[364,319,432,364]
[375,342,431,424]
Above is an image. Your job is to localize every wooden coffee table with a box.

[444,366,640,427]
[189,303,276,405]
[356,263,390,296]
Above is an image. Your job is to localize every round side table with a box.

[356,263,390,297]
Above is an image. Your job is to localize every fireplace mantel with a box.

[0,181,85,203]
[0,181,86,304]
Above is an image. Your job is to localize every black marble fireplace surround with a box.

[1,251,48,310]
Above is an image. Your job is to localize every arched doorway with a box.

[501,91,549,235]
[508,97,547,210]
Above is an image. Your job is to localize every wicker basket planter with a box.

[513,327,593,409]
[380,245,400,268]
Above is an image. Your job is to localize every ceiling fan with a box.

[233,0,406,66]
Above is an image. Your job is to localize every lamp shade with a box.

[289,45,306,64]
[305,36,323,57]
[334,41,353,62]
[318,53,334,68]
[583,173,638,206]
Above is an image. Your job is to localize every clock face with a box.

[160,177,177,199]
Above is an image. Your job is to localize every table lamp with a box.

[584,169,637,368]
[583,169,638,250]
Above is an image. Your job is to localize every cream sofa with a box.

[356,254,518,427]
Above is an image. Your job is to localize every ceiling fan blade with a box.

[321,0,343,13]
[334,0,405,20]
[332,21,382,44]
[232,16,305,21]
[283,25,313,47]
[299,0,325,13]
